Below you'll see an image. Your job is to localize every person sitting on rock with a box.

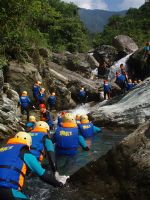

[133,80,138,87]
[0,131,69,200]
[78,115,102,138]
[47,92,57,111]
[115,71,127,94]
[103,80,111,100]
[53,113,89,155]
[25,115,36,132]
[37,88,46,105]
[120,64,128,81]
[32,81,41,104]
[78,87,87,104]
[19,91,33,121]
[40,105,54,129]
[126,79,134,91]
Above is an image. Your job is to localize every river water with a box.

[24,128,127,200]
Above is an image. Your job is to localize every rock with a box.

[93,45,118,66]
[0,70,4,93]
[113,35,138,55]
[39,48,49,58]
[91,77,150,128]
[127,48,150,80]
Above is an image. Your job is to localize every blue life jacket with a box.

[127,83,134,91]
[48,96,56,105]
[37,93,45,104]
[78,122,94,138]
[29,130,46,161]
[55,126,79,155]
[79,90,86,97]
[103,83,111,92]
[25,122,35,132]
[117,74,126,82]
[0,143,27,190]
[19,96,30,108]
[33,85,40,97]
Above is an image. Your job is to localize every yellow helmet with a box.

[29,116,36,122]
[37,81,42,85]
[62,113,76,124]
[35,121,49,131]
[22,91,27,95]
[80,115,89,122]
[40,88,45,93]
[15,132,32,147]
[52,92,55,96]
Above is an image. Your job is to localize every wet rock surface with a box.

[50,121,150,200]
[91,77,150,128]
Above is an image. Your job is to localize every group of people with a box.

[0,80,102,199]
[102,63,142,99]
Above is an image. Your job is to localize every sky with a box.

[62,0,145,11]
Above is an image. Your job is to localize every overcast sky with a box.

[62,0,145,11]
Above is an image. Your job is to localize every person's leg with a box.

[0,188,29,200]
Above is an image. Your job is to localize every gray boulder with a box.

[113,35,138,55]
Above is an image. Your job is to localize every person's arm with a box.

[43,136,57,173]
[78,135,89,151]
[93,126,102,133]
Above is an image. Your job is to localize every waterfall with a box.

[108,53,132,81]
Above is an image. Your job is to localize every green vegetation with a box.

[92,2,150,48]
[0,0,89,61]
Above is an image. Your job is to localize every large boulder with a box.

[113,35,138,55]
[91,77,150,128]
[127,48,150,80]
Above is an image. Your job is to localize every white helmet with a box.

[15,132,32,147]
[35,121,49,131]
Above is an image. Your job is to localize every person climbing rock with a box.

[78,87,87,105]
[25,115,36,132]
[29,121,57,173]
[103,80,111,100]
[0,132,69,200]
[37,88,46,105]
[78,115,102,138]
[126,79,134,91]
[47,92,57,111]
[40,106,54,129]
[115,72,127,94]
[19,91,34,121]
[53,113,89,155]
[32,81,41,105]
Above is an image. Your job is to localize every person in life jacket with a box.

[53,113,90,155]
[40,106,54,129]
[25,116,36,132]
[76,114,81,125]
[78,115,102,138]
[126,79,134,91]
[19,91,33,121]
[78,87,87,104]
[103,80,111,100]
[115,71,127,94]
[47,92,57,111]
[37,88,46,105]
[32,81,41,103]
[57,111,67,127]
[29,121,61,175]
[0,132,69,200]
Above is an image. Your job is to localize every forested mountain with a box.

[92,2,150,47]
[78,8,126,33]
[0,0,89,64]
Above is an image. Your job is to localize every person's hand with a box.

[55,171,70,185]
[83,146,90,151]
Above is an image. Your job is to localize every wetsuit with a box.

[41,110,54,129]
[0,138,62,200]
[103,83,111,99]
[47,95,57,111]
[32,85,40,102]
[19,96,31,121]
